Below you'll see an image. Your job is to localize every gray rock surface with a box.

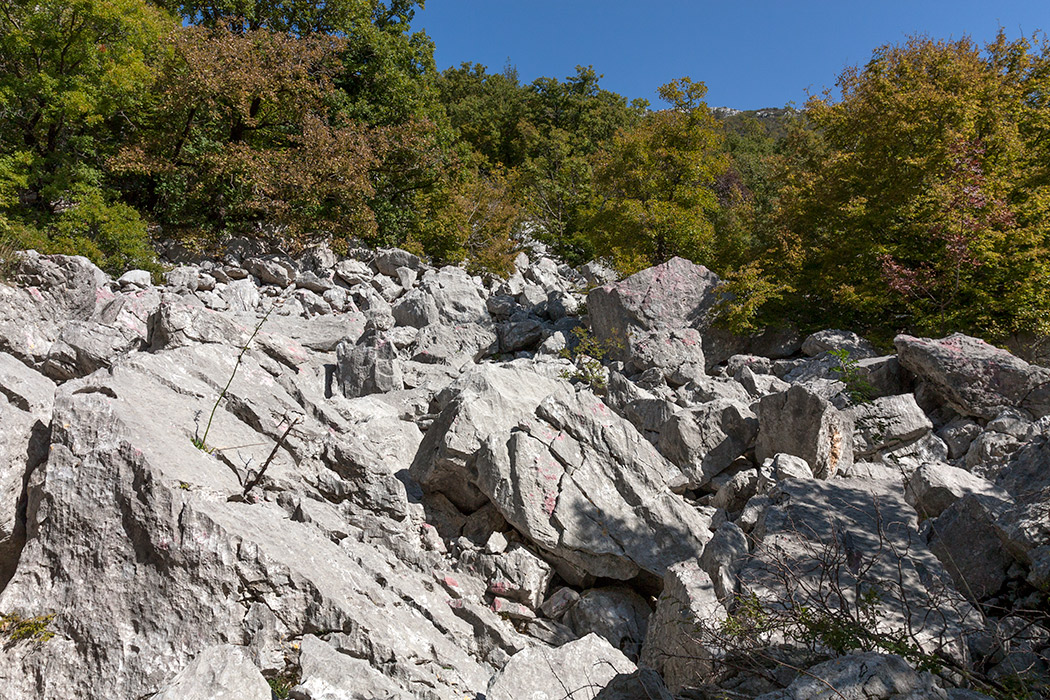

[587,257,724,365]
[896,333,1050,419]
[476,389,712,580]
[486,633,635,700]
[564,587,652,660]
[905,462,1008,520]
[847,394,933,459]
[756,385,855,478]
[801,329,878,359]
[754,652,948,700]
[640,560,727,694]
[657,399,758,488]
[1,252,1045,700]
[741,477,980,661]
[151,645,271,700]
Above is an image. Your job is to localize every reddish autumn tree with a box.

[114,25,380,249]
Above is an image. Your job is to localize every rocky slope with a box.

[0,245,1046,699]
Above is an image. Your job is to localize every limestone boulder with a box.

[151,645,270,700]
[587,257,724,365]
[410,364,572,511]
[564,587,652,661]
[905,462,1009,521]
[486,634,635,700]
[639,561,727,694]
[657,399,758,489]
[801,329,878,359]
[476,390,712,580]
[846,394,933,460]
[895,333,1050,419]
[740,477,980,661]
[756,385,854,478]
[754,652,948,700]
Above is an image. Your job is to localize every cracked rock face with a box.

[0,250,1045,699]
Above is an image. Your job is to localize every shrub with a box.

[43,189,163,277]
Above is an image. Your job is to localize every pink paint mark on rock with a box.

[542,491,557,516]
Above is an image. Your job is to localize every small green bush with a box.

[828,348,875,405]
[45,189,163,277]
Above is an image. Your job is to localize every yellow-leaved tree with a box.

[584,77,728,274]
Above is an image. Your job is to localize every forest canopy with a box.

[1,0,1048,345]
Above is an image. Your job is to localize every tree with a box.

[517,66,647,263]
[0,0,172,209]
[772,33,1050,342]
[585,77,728,272]
[113,25,379,248]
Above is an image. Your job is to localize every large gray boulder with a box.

[292,634,410,700]
[847,394,933,460]
[740,476,980,662]
[0,347,494,699]
[486,633,636,700]
[410,364,572,511]
[754,652,948,700]
[564,587,652,661]
[904,462,1008,521]
[475,390,713,580]
[151,645,270,700]
[335,326,403,398]
[417,266,490,325]
[657,399,758,489]
[801,329,878,359]
[895,333,1050,419]
[928,495,1014,601]
[756,385,855,478]
[992,436,1050,562]
[587,257,728,367]
[0,253,107,364]
[639,560,727,694]
[0,353,54,585]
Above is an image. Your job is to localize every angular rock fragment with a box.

[640,561,727,694]
[846,393,932,459]
[151,645,271,700]
[476,390,712,580]
[657,399,758,488]
[756,384,854,478]
[753,652,948,700]
[335,324,403,398]
[486,634,635,700]
[895,333,1050,419]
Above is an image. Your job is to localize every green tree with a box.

[0,0,172,209]
[773,33,1050,341]
[518,66,647,263]
[585,77,728,272]
[113,25,379,249]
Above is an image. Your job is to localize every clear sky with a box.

[411,1,1050,110]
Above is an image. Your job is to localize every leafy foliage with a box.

[0,0,173,208]
[584,78,728,273]
[770,33,1050,343]
[0,613,55,643]
[827,349,875,405]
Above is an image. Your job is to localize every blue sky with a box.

[412,1,1050,110]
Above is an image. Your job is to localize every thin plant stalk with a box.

[197,296,282,450]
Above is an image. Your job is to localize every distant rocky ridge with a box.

[0,244,1045,698]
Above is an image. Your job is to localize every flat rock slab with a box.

[741,476,980,661]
